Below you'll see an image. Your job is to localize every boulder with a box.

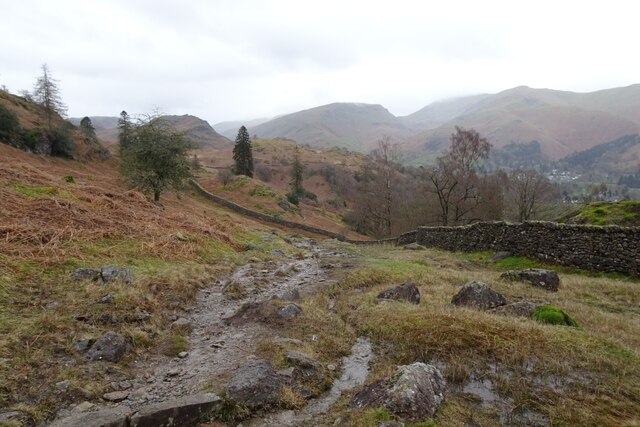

[49,407,129,427]
[277,303,303,319]
[102,391,129,402]
[226,359,282,408]
[377,282,420,304]
[490,300,543,317]
[129,393,222,427]
[351,362,445,421]
[501,268,560,292]
[451,281,506,310]
[403,243,425,250]
[285,350,327,384]
[98,265,132,286]
[85,332,130,362]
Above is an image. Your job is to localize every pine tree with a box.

[32,64,67,130]
[233,125,254,177]
[290,146,305,197]
[117,110,132,150]
[79,116,97,144]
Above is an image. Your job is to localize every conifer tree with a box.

[79,116,97,144]
[290,146,304,197]
[33,64,67,130]
[117,110,132,150]
[233,125,254,177]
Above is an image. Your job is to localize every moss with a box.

[531,305,579,327]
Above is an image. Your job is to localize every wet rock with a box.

[451,281,506,310]
[72,338,93,354]
[103,390,129,402]
[85,331,130,362]
[490,251,511,261]
[98,265,132,286]
[281,288,301,301]
[49,407,129,427]
[226,359,282,408]
[490,300,544,317]
[277,303,303,319]
[129,393,223,427]
[403,243,425,250]
[351,362,446,421]
[377,282,420,304]
[501,268,560,292]
[286,350,327,384]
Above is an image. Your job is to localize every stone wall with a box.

[415,221,640,275]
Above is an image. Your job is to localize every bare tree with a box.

[33,64,67,130]
[507,169,554,221]
[426,126,492,225]
[218,168,233,188]
[371,136,401,235]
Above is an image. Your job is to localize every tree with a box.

[79,116,97,144]
[218,168,233,188]
[0,104,20,142]
[370,136,400,235]
[120,117,194,202]
[426,126,492,225]
[32,64,67,130]
[232,126,254,177]
[506,169,554,221]
[289,146,305,197]
[117,110,132,150]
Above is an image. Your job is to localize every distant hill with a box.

[248,103,412,152]
[399,94,490,132]
[402,85,640,162]
[70,114,231,149]
[213,118,272,139]
[558,134,640,174]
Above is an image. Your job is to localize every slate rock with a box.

[351,362,446,421]
[377,282,420,304]
[501,268,560,292]
[451,281,507,310]
[226,359,282,408]
[277,303,303,319]
[85,331,130,362]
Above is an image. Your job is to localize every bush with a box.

[286,191,299,205]
[255,163,273,182]
[531,305,579,327]
[49,126,74,158]
[0,104,20,141]
[304,191,318,201]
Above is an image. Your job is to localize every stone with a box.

[172,317,192,329]
[285,350,327,384]
[71,267,102,281]
[103,390,129,402]
[273,337,304,347]
[98,265,133,285]
[490,251,512,261]
[490,300,543,317]
[246,242,259,250]
[501,268,560,292]
[281,289,301,301]
[177,351,189,359]
[85,331,130,362]
[277,303,303,319]
[226,359,282,408]
[99,292,116,304]
[49,407,129,427]
[403,242,425,250]
[129,393,223,427]
[56,379,70,392]
[0,411,25,422]
[73,401,96,413]
[72,338,93,354]
[351,362,446,421]
[271,249,286,257]
[451,281,507,310]
[277,367,296,384]
[378,422,405,427]
[377,282,420,304]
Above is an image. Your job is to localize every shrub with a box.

[531,305,579,327]
[0,104,20,141]
[255,163,273,182]
[49,126,74,158]
[286,191,299,205]
[63,175,74,183]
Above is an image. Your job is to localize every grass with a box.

[566,200,640,226]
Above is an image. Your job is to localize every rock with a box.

[351,362,446,421]
[172,317,192,329]
[129,393,223,427]
[0,411,26,422]
[490,300,543,317]
[277,303,303,319]
[285,350,327,384]
[403,243,425,250]
[501,268,560,292]
[246,242,259,250]
[277,367,296,384]
[98,292,116,304]
[177,351,189,359]
[73,401,96,413]
[98,265,133,286]
[490,251,512,261]
[49,407,129,427]
[103,390,129,402]
[71,267,102,281]
[271,249,286,257]
[451,281,507,310]
[226,359,282,408]
[378,422,405,427]
[377,282,420,304]
[273,337,304,347]
[85,331,130,362]
[281,289,301,301]
[72,338,93,354]
[56,379,70,392]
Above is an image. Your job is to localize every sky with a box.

[1,0,639,125]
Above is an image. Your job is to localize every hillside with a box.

[402,85,640,163]
[558,134,640,174]
[249,103,412,152]
[214,117,272,139]
[399,93,491,132]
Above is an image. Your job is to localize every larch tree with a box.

[32,64,67,130]
[233,125,254,177]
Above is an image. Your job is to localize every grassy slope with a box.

[563,201,640,226]
[260,243,640,426]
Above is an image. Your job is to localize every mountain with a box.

[402,85,640,162]
[558,134,640,174]
[248,103,412,152]
[70,114,231,149]
[213,118,272,139]
[399,94,491,132]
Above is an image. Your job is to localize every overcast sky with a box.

[1,0,639,124]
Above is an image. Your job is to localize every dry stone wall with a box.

[415,221,640,275]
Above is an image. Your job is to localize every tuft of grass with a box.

[10,183,62,197]
[223,281,247,300]
[531,305,579,327]
[159,334,188,357]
